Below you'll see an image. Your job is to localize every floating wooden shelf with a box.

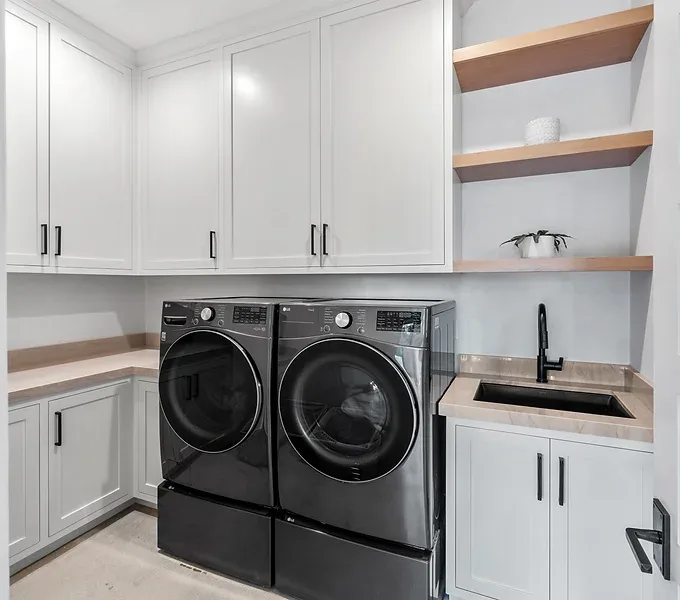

[453,256,653,273]
[453,131,652,183]
[454,5,654,92]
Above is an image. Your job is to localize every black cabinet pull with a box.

[322,223,329,256]
[55,412,62,447]
[310,224,317,256]
[41,224,48,255]
[558,457,565,506]
[55,226,62,256]
[537,453,543,501]
[209,231,216,259]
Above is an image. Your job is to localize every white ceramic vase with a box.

[518,236,557,259]
[525,117,561,146]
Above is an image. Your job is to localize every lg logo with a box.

[282,307,291,312]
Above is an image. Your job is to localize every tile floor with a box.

[11,509,281,600]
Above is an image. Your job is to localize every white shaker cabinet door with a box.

[9,405,40,558]
[50,27,132,270]
[48,383,133,536]
[550,440,653,600]
[141,51,221,271]
[224,23,321,269]
[5,4,49,266]
[136,381,162,501]
[455,426,550,600]
[320,0,446,268]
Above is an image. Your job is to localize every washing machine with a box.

[157,297,307,587]
[274,299,455,600]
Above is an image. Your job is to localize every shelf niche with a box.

[453,5,654,93]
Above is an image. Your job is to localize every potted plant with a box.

[501,230,572,259]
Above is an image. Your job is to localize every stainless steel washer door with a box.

[279,338,418,483]
[159,330,262,454]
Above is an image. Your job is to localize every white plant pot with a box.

[525,117,561,146]
[518,236,557,259]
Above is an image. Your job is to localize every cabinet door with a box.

[136,381,162,500]
[320,0,445,268]
[224,23,321,269]
[50,26,132,270]
[455,427,550,600]
[6,5,49,267]
[9,405,40,558]
[141,51,221,271]
[551,441,653,600]
[48,383,132,536]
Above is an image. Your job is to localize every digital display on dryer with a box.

[376,311,422,332]
[233,306,267,325]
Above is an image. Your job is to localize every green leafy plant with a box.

[501,230,573,252]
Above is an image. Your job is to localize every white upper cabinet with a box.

[455,426,550,600]
[320,0,446,268]
[550,441,653,600]
[141,51,221,271]
[224,23,321,269]
[5,5,49,267]
[50,26,132,270]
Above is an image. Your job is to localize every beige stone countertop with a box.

[439,373,653,443]
[8,349,160,403]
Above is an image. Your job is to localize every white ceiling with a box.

[53,0,294,50]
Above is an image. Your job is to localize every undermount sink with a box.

[473,382,634,419]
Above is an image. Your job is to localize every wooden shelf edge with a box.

[454,5,653,92]
[453,131,653,183]
[452,256,653,273]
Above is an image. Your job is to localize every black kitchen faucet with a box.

[537,303,564,383]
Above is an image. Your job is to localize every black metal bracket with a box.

[626,498,671,580]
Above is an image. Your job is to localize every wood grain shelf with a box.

[453,256,653,273]
[454,5,654,92]
[453,131,653,183]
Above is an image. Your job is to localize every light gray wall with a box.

[144,273,632,364]
[7,275,145,349]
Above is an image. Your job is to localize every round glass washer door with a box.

[159,330,262,453]
[279,338,418,483]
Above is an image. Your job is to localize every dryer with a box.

[274,299,455,600]
[157,297,307,587]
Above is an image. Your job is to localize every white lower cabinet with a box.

[550,440,653,600]
[455,427,550,600]
[452,426,653,600]
[48,383,133,536]
[9,405,40,558]
[135,381,162,501]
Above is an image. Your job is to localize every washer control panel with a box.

[233,306,268,325]
[376,310,422,333]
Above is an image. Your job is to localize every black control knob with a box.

[200,307,215,322]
